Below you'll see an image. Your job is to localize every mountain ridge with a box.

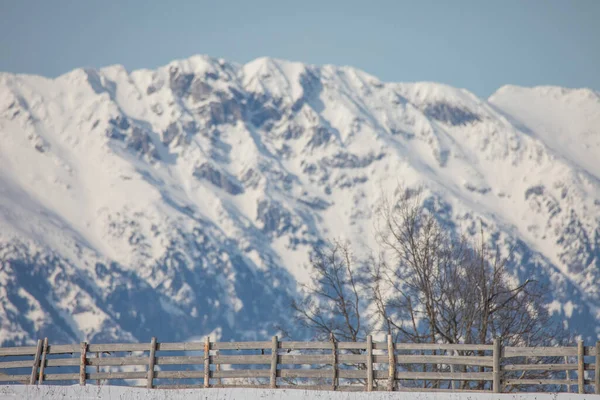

[0,54,598,345]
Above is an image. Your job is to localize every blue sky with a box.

[1,0,598,98]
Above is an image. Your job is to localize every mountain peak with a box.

[491,84,600,102]
[1,55,599,345]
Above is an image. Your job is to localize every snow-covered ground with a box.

[1,386,599,400]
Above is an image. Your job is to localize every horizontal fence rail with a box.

[0,337,598,394]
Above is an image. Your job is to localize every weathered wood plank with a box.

[395,371,493,380]
[154,370,205,379]
[503,363,592,371]
[337,385,372,392]
[87,371,147,380]
[212,384,271,389]
[394,387,489,393]
[493,337,501,393]
[29,339,43,385]
[0,374,31,382]
[504,346,577,357]
[505,379,574,386]
[79,342,87,386]
[156,342,205,351]
[212,341,271,350]
[342,354,368,365]
[387,334,395,391]
[270,336,277,389]
[585,346,598,356]
[155,384,269,390]
[212,369,271,378]
[42,373,80,381]
[204,336,210,388]
[395,355,493,367]
[346,386,391,391]
[279,355,331,365]
[337,342,367,350]
[577,340,584,394]
[338,370,387,379]
[147,337,157,389]
[566,355,572,393]
[95,352,100,387]
[338,354,366,363]
[155,355,205,365]
[46,344,79,354]
[154,384,207,389]
[86,356,148,367]
[157,384,268,389]
[366,335,373,392]
[278,369,331,379]
[278,341,331,350]
[276,385,334,391]
[331,333,338,391]
[44,358,79,367]
[596,341,600,394]
[374,355,392,363]
[38,338,48,385]
[210,355,270,365]
[0,360,34,368]
[215,350,221,386]
[338,385,397,392]
[0,346,38,356]
[339,355,398,364]
[394,343,493,351]
[87,343,150,352]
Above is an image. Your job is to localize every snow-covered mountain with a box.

[0,55,598,345]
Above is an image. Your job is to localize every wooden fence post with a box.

[216,350,221,386]
[387,334,395,391]
[270,336,278,388]
[565,356,571,393]
[595,341,600,395]
[80,342,87,386]
[147,337,157,389]
[38,338,48,385]
[9,338,600,392]
[204,336,210,388]
[577,340,584,394]
[96,352,101,386]
[366,335,373,392]
[330,333,338,391]
[493,337,502,393]
[29,339,43,385]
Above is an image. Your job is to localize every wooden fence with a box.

[0,336,598,394]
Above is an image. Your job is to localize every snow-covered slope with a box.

[0,55,598,345]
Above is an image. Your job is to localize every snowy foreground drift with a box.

[1,386,599,400]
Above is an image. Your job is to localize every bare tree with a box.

[291,239,368,342]
[369,188,561,389]
[291,188,564,391]
[369,189,555,345]
[290,239,377,388]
